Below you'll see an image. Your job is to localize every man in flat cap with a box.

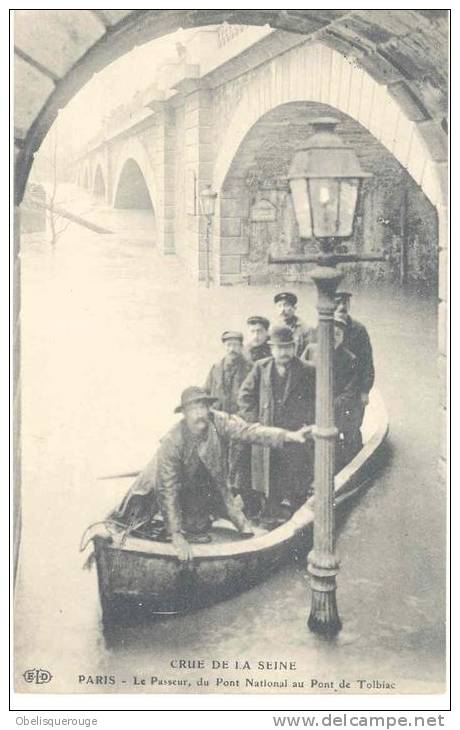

[114,386,312,561]
[274,291,310,356]
[238,326,316,527]
[245,316,272,363]
[204,331,252,415]
[203,331,252,502]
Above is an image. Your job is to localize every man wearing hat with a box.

[230,316,272,515]
[203,331,252,415]
[238,326,316,526]
[274,291,310,356]
[303,290,375,453]
[334,290,375,451]
[203,331,252,509]
[302,313,360,468]
[245,316,272,362]
[114,386,312,561]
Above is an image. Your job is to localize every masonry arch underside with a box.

[217,100,438,292]
[111,155,157,240]
[114,158,155,211]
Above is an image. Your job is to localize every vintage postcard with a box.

[12,9,449,699]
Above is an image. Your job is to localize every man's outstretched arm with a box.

[218,411,313,448]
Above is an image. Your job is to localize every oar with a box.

[97,470,141,480]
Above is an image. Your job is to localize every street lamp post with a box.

[269,118,384,636]
[199,185,218,288]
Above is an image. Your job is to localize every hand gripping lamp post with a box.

[200,185,218,288]
[269,118,384,636]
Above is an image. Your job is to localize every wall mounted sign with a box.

[251,199,277,222]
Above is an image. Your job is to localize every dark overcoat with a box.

[343,317,375,395]
[238,356,315,500]
[302,343,359,433]
[305,316,374,395]
[204,355,252,414]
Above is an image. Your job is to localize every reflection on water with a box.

[15,198,445,693]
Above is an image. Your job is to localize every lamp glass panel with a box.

[200,191,216,216]
[289,178,312,239]
[308,178,340,237]
[337,179,360,237]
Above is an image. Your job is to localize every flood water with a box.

[15,191,445,695]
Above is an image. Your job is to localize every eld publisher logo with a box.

[22,669,53,684]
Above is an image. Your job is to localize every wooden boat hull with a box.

[93,533,296,622]
[88,389,389,624]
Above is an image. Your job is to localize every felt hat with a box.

[174,386,218,413]
[268,325,295,346]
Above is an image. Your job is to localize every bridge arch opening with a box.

[217,101,438,294]
[93,165,106,199]
[114,158,154,211]
[82,166,89,189]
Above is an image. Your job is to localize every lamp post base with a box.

[308,587,342,637]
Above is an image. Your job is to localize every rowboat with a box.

[81,389,388,625]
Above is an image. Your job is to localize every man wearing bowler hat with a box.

[115,386,312,561]
[245,316,272,362]
[231,316,271,516]
[238,326,316,527]
[204,331,252,415]
[274,291,310,356]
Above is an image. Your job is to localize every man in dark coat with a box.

[334,290,375,451]
[274,291,310,357]
[304,290,375,453]
[203,331,252,414]
[238,326,316,526]
[302,314,360,469]
[245,316,272,362]
[233,315,271,514]
[203,331,252,501]
[114,387,312,561]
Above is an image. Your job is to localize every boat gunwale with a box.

[92,389,389,562]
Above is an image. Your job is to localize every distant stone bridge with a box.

[75,28,447,293]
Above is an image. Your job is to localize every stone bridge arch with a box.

[211,42,446,310]
[112,138,157,212]
[213,43,446,207]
